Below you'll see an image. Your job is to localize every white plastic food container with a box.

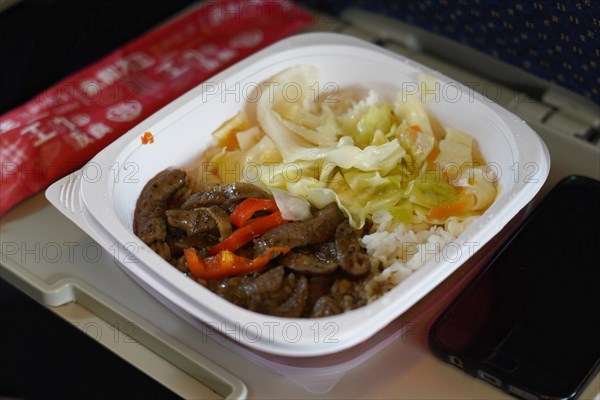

[47,33,550,357]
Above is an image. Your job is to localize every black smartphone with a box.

[428,175,600,400]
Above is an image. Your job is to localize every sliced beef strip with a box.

[310,296,342,317]
[279,242,339,275]
[206,206,234,240]
[207,266,289,313]
[304,276,335,316]
[245,266,286,311]
[254,202,345,253]
[167,232,219,254]
[263,274,308,318]
[165,206,232,238]
[252,265,285,294]
[180,182,270,210]
[134,168,187,244]
[136,170,376,318]
[335,221,371,277]
[208,276,250,308]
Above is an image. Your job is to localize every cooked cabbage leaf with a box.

[205,65,497,228]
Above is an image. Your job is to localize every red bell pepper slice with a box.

[208,210,286,256]
[184,197,290,280]
[184,246,290,280]
[229,198,279,227]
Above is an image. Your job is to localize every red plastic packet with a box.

[0,0,312,216]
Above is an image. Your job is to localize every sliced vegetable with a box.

[394,90,434,136]
[236,126,262,151]
[353,102,394,148]
[141,131,154,144]
[207,65,498,227]
[435,128,473,178]
[229,198,279,227]
[184,197,291,279]
[271,188,312,221]
[408,124,422,140]
[184,246,291,280]
[211,111,251,149]
[427,197,473,219]
[208,211,287,255]
[409,172,459,208]
[388,200,417,225]
[183,247,205,277]
[454,166,497,210]
[256,65,318,161]
[276,100,338,146]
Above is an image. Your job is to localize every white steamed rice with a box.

[361,210,476,298]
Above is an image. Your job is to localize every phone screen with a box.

[428,176,600,400]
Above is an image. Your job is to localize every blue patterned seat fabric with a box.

[299,0,599,105]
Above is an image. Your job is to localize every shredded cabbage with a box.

[201,65,497,228]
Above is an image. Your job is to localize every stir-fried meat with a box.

[335,221,371,277]
[207,266,308,317]
[253,265,285,294]
[166,209,216,236]
[254,203,344,253]
[304,276,335,316]
[165,206,232,238]
[279,242,339,275]
[134,169,186,244]
[264,275,308,318]
[180,182,270,210]
[134,169,377,318]
[310,296,342,318]
[244,266,286,311]
[167,232,219,254]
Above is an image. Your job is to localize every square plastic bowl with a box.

[47,33,550,357]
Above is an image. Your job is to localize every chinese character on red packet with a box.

[0,0,313,215]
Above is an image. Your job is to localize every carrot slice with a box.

[427,198,471,219]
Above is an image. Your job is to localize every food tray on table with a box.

[2,184,526,396]
[32,32,548,395]
[45,32,549,358]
